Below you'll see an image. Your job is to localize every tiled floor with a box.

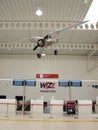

[0,114,98,130]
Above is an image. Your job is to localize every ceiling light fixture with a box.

[36,9,43,16]
[84,0,88,4]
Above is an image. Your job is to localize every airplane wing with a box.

[49,20,89,35]
[14,36,43,43]
[13,36,43,51]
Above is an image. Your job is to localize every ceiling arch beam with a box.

[0,21,97,30]
[87,42,98,57]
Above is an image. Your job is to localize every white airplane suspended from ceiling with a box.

[32,20,88,58]
[17,20,89,58]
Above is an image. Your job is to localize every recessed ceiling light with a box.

[36,9,43,16]
[84,0,88,4]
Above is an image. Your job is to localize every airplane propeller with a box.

[33,44,39,50]
[33,39,45,50]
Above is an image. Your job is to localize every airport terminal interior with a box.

[0,0,98,130]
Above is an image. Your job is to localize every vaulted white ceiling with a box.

[0,0,98,58]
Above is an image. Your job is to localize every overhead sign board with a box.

[36,74,59,78]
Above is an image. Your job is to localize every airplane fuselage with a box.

[44,35,58,47]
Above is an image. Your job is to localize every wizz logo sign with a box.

[40,82,55,89]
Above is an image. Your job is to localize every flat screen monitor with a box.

[71,80,82,87]
[58,80,68,87]
[13,80,24,86]
[25,80,36,86]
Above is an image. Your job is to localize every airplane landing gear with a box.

[37,53,41,58]
[37,50,58,58]
[54,50,58,55]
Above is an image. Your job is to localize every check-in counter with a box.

[0,99,16,117]
[78,100,92,116]
[50,100,63,114]
[31,99,43,115]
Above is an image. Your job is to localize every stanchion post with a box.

[74,103,79,119]
[96,104,98,119]
[5,103,9,118]
[49,103,53,119]
[29,103,33,118]
[22,80,26,116]
[69,81,72,101]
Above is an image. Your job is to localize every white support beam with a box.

[0,43,95,50]
[0,21,97,30]
[0,54,98,61]
[87,42,98,57]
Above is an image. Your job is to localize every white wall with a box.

[0,55,98,100]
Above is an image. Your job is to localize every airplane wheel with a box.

[54,50,58,55]
[37,53,41,58]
